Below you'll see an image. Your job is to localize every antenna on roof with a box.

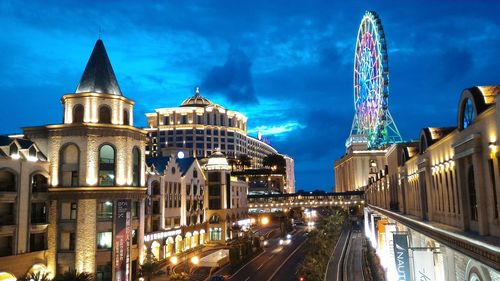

[195,86,200,96]
[98,26,102,40]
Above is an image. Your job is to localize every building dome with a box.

[205,148,230,171]
[180,87,213,107]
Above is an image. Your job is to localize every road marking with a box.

[228,250,266,280]
[257,263,264,270]
[244,277,250,281]
[266,237,308,281]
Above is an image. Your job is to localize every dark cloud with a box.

[202,47,257,104]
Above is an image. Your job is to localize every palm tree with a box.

[53,270,94,281]
[140,253,162,281]
[22,272,52,281]
[169,272,189,281]
[263,153,286,172]
[237,154,252,170]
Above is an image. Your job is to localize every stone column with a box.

[75,199,96,273]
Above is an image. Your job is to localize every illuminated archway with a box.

[175,235,183,254]
[164,237,174,258]
[151,241,160,259]
[192,231,199,248]
[184,232,192,251]
[199,229,206,245]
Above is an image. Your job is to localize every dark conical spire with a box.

[75,39,122,96]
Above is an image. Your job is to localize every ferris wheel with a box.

[349,11,402,149]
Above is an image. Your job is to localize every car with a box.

[279,234,292,245]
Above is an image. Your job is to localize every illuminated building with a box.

[0,136,51,278]
[144,87,280,168]
[142,155,207,259]
[204,150,249,243]
[365,86,500,279]
[0,39,148,280]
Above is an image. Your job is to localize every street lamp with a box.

[261,216,269,225]
[189,256,200,274]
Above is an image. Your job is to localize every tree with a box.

[263,154,286,173]
[53,270,94,281]
[228,158,237,171]
[140,253,162,281]
[22,272,51,281]
[237,154,252,170]
[229,245,241,265]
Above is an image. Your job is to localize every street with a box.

[229,227,308,281]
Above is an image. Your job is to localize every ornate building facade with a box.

[144,88,280,168]
[363,86,500,280]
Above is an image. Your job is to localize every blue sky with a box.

[0,1,498,191]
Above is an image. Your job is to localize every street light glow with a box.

[191,256,200,265]
[170,256,178,265]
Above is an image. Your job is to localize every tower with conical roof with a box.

[24,39,147,280]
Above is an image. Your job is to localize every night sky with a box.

[0,1,498,191]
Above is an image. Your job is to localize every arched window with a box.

[60,144,79,187]
[462,98,476,129]
[98,105,112,124]
[123,109,130,125]
[0,170,16,192]
[31,174,48,192]
[209,215,220,224]
[99,145,115,186]
[73,104,84,123]
[132,147,140,186]
[151,181,160,195]
[468,166,478,221]
[193,170,198,178]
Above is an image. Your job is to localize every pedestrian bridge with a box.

[247,191,365,213]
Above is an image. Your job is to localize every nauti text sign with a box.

[393,233,411,281]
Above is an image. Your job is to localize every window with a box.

[468,166,478,221]
[151,181,160,195]
[462,98,476,129]
[31,174,48,192]
[0,203,14,225]
[60,144,79,187]
[60,232,75,251]
[0,236,12,257]
[0,170,16,192]
[209,198,221,209]
[490,159,499,219]
[61,202,77,220]
[97,201,113,220]
[182,115,187,124]
[132,201,140,217]
[97,232,112,249]
[164,116,170,125]
[73,104,84,123]
[209,227,222,241]
[123,109,130,125]
[193,170,198,178]
[99,145,115,186]
[131,229,138,245]
[197,115,203,124]
[30,233,46,252]
[132,147,141,186]
[98,105,112,124]
[29,146,37,158]
[153,201,160,215]
[31,202,47,224]
[186,184,191,196]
